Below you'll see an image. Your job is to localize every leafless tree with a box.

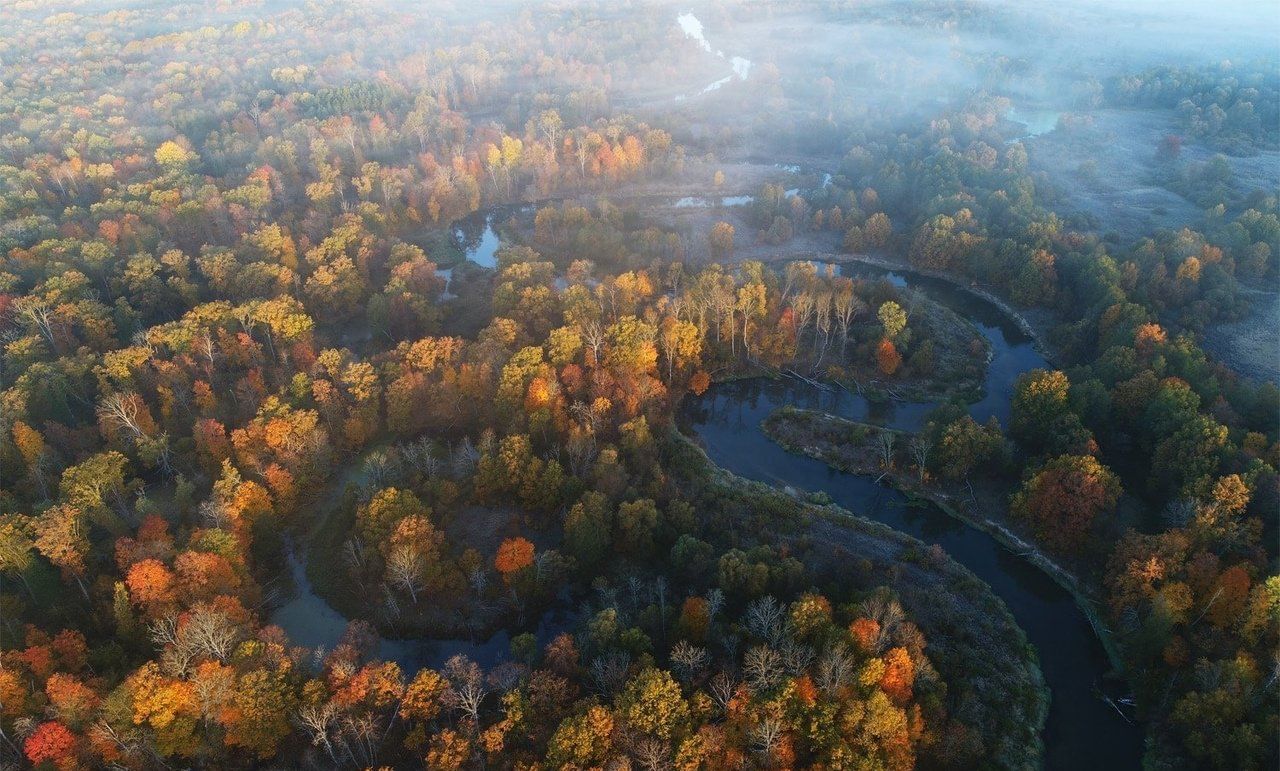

[381,585,401,619]
[704,588,725,622]
[400,438,441,478]
[386,544,425,603]
[750,713,784,759]
[444,655,488,725]
[1163,498,1196,528]
[745,596,784,644]
[343,537,369,580]
[669,641,709,684]
[590,651,631,697]
[150,615,195,676]
[816,643,855,695]
[790,290,815,341]
[87,722,145,767]
[467,565,489,595]
[813,288,834,362]
[833,277,864,349]
[708,671,739,714]
[743,645,783,693]
[98,392,148,442]
[909,435,932,482]
[183,604,240,661]
[336,712,383,767]
[451,437,479,476]
[779,639,815,676]
[633,736,673,771]
[488,661,526,693]
[361,450,396,490]
[879,430,897,469]
[565,426,598,476]
[296,702,341,766]
[581,319,606,366]
[14,297,57,349]
[860,594,905,653]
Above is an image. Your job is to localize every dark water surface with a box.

[271,545,573,672]
[683,262,1143,769]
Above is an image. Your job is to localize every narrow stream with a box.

[682,262,1143,769]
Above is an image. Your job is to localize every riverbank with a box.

[762,405,1128,677]
[758,250,1060,370]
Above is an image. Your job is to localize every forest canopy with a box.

[0,0,1276,770]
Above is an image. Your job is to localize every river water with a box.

[682,261,1143,769]
[270,544,574,672]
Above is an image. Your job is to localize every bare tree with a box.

[779,639,815,676]
[745,596,784,644]
[361,450,396,489]
[451,437,479,476]
[860,594,905,652]
[790,290,815,342]
[590,651,631,697]
[878,430,897,469]
[704,588,725,621]
[443,655,488,726]
[14,297,57,349]
[815,643,855,695]
[708,671,739,714]
[150,615,196,676]
[565,426,598,476]
[87,722,145,767]
[813,288,834,362]
[336,712,383,767]
[199,498,231,529]
[386,544,425,603]
[1163,498,1196,528]
[296,702,341,766]
[833,277,863,349]
[98,392,148,442]
[669,641,709,684]
[581,319,606,366]
[633,736,673,771]
[488,661,526,693]
[467,565,489,595]
[743,646,783,693]
[750,713,784,760]
[909,435,932,482]
[184,604,240,661]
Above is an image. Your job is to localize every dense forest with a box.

[0,1,1276,769]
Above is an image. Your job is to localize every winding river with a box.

[275,194,1144,767]
[683,260,1144,770]
[265,10,1145,763]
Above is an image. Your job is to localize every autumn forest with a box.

[0,1,1276,770]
